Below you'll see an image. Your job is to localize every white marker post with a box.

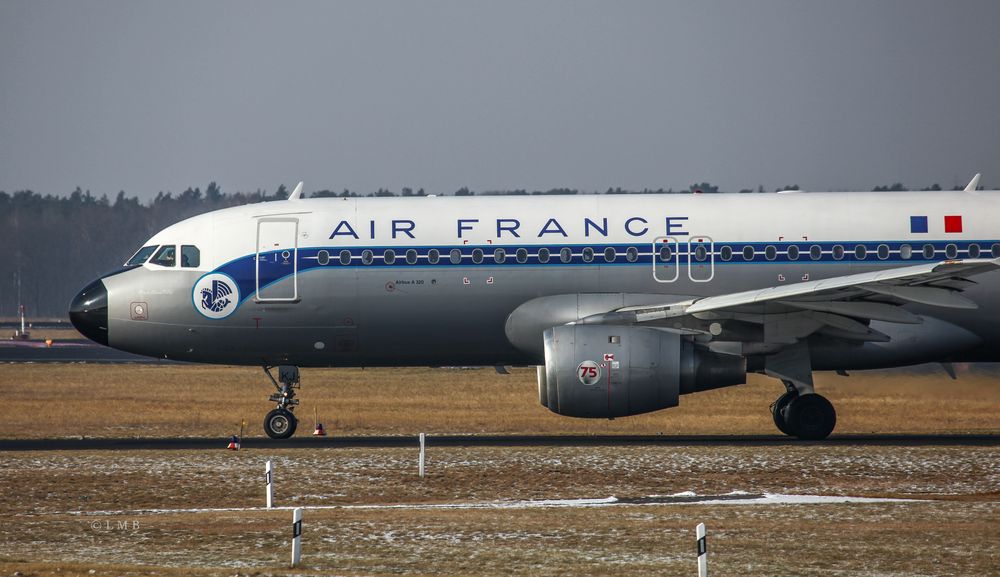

[291,507,302,567]
[696,522,707,577]
[418,433,426,478]
[265,460,273,509]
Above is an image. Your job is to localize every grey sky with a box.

[1,0,998,199]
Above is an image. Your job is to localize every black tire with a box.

[786,393,837,440]
[771,391,797,436]
[264,408,298,439]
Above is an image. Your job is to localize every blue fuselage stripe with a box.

[216,239,998,308]
[284,239,998,267]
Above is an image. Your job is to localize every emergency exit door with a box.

[256,219,298,301]
[687,236,715,282]
[652,236,680,282]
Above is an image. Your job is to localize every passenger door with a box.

[256,218,299,302]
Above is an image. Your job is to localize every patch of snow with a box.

[55,492,916,517]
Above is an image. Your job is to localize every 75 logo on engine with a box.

[577,360,603,385]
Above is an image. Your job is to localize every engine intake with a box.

[540,325,745,418]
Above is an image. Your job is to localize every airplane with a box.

[69,174,999,440]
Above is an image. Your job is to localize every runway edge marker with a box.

[265,459,273,509]
[696,522,707,577]
[291,507,303,567]
[419,432,426,478]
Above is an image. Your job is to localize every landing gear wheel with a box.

[264,408,298,439]
[262,365,301,440]
[771,391,798,436]
[785,393,836,440]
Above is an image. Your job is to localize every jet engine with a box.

[539,325,746,418]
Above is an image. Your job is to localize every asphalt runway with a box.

[0,340,173,363]
[1,433,996,451]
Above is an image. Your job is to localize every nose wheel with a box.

[263,365,300,439]
[264,408,297,439]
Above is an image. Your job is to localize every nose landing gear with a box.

[263,365,300,439]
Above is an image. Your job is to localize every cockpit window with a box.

[181,245,200,268]
[126,245,158,266]
[149,245,177,267]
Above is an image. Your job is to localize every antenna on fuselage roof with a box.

[963,173,981,192]
[287,181,304,200]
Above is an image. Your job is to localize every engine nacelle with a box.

[541,325,746,418]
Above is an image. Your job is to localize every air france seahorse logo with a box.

[202,280,232,312]
[193,273,240,319]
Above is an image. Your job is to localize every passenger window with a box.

[559,248,572,263]
[993,244,1000,258]
[494,248,506,264]
[922,244,935,259]
[899,244,912,259]
[787,245,799,261]
[854,245,867,260]
[720,246,733,261]
[742,245,755,261]
[516,248,528,264]
[362,250,374,265]
[832,245,845,260]
[626,247,638,262]
[968,244,980,258]
[428,249,440,264]
[945,244,958,259]
[126,245,158,266]
[406,249,418,264]
[877,244,890,260]
[340,249,352,265]
[472,248,484,264]
[150,245,177,267]
[538,248,550,263]
[317,250,330,266]
[659,245,673,261]
[582,247,595,263]
[383,249,396,265]
[764,245,777,261]
[809,245,822,260]
[604,247,616,262]
[450,249,462,264]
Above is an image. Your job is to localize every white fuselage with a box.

[75,190,1000,367]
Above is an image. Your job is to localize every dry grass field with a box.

[21,327,84,340]
[0,364,998,438]
[1,445,997,576]
[2,324,82,341]
[1,363,998,576]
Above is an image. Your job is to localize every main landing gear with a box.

[263,365,300,439]
[763,341,836,440]
[770,382,837,440]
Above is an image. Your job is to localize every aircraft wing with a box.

[580,259,1000,341]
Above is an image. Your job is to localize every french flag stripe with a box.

[910,216,928,233]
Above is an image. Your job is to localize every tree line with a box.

[0,180,981,319]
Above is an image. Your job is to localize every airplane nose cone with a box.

[69,278,108,346]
